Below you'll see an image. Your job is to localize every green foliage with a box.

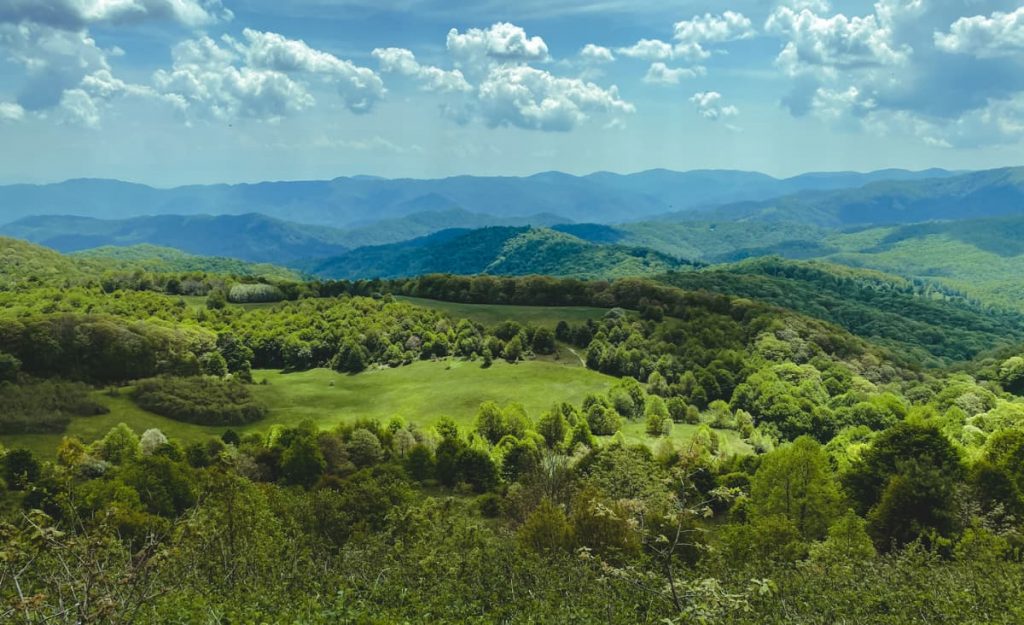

[845,422,965,550]
[227,283,286,303]
[281,435,327,488]
[0,380,108,434]
[660,257,1024,365]
[519,498,573,553]
[133,377,269,426]
[751,436,841,539]
[308,226,696,280]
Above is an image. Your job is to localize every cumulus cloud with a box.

[475,65,634,131]
[373,22,632,132]
[0,21,164,126]
[0,0,231,30]
[618,11,754,61]
[690,91,738,120]
[0,101,25,120]
[766,1,1024,148]
[765,6,911,76]
[447,22,549,72]
[617,39,676,62]
[935,6,1024,58]
[579,43,614,63]
[372,47,472,92]
[643,62,704,85]
[154,31,385,120]
[673,11,754,47]
[0,0,232,127]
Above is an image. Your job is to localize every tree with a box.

[503,335,524,363]
[456,447,499,492]
[206,289,227,310]
[751,436,841,540]
[0,351,20,383]
[586,402,622,436]
[3,448,40,489]
[121,455,197,517]
[281,435,327,488]
[519,498,573,553]
[475,401,507,445]
[645,396,671,437]
[139,428,169,456]
[221,429,241,446]
[537,408,569,449]
[347,428,384,467]
[334,340,369,373]
[569,419,596,449]
[810,510,876,564]
[999,356,1024,395]
[844,422,964,550]
[531,327,556,355]
[199,351,228,378]
[405,444,434,482]
[93,423,140,465]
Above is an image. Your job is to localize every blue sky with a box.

[0,0,1022,185]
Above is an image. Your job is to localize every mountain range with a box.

[0,167,957,228]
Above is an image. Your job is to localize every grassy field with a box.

[397,296,611,328]
[2,359,747,458]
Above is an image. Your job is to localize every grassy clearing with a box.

[397,296,611,328]
[2,359,747,458]
[1,360,611,457]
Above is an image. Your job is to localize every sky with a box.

[0,0,1022,185]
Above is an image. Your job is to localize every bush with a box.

[0,380,109,434]
[228,283,285,304]
[132,376,269,426]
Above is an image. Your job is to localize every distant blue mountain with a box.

[0,168,958,228]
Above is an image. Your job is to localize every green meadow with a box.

[2,358,746,458]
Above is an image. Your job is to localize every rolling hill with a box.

[72,245,304,280]
[672,166,1024,227]
[305,226,698,280]
[657,257,1024,365]
[0,213,351,263]
[0,168,956,227]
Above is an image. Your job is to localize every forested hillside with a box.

[658,258,1024,365]
[4,236,1024,623]
[307,226,697,279]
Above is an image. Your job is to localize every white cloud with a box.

[765,6,911,76]
[616,38,675,61]
[153,36,315,121]
[154,31,384,120]
[0,101,24,120]
[0,0,231,30]
[580,43,614,63]
[475,65,634,131]
[618,11,755,62]
[643,62,704,85]
[237,29,385,113]
[376,22,633,132]
[935,7,1024,58]
[447,22,549,72]
[0,21,161,125]
[766,1,1024,148]
[673,11,754,47]
[372,47,472,92]
[690,91,738,120]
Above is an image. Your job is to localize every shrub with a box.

[132,376,269,426]
[228,283,285,304]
